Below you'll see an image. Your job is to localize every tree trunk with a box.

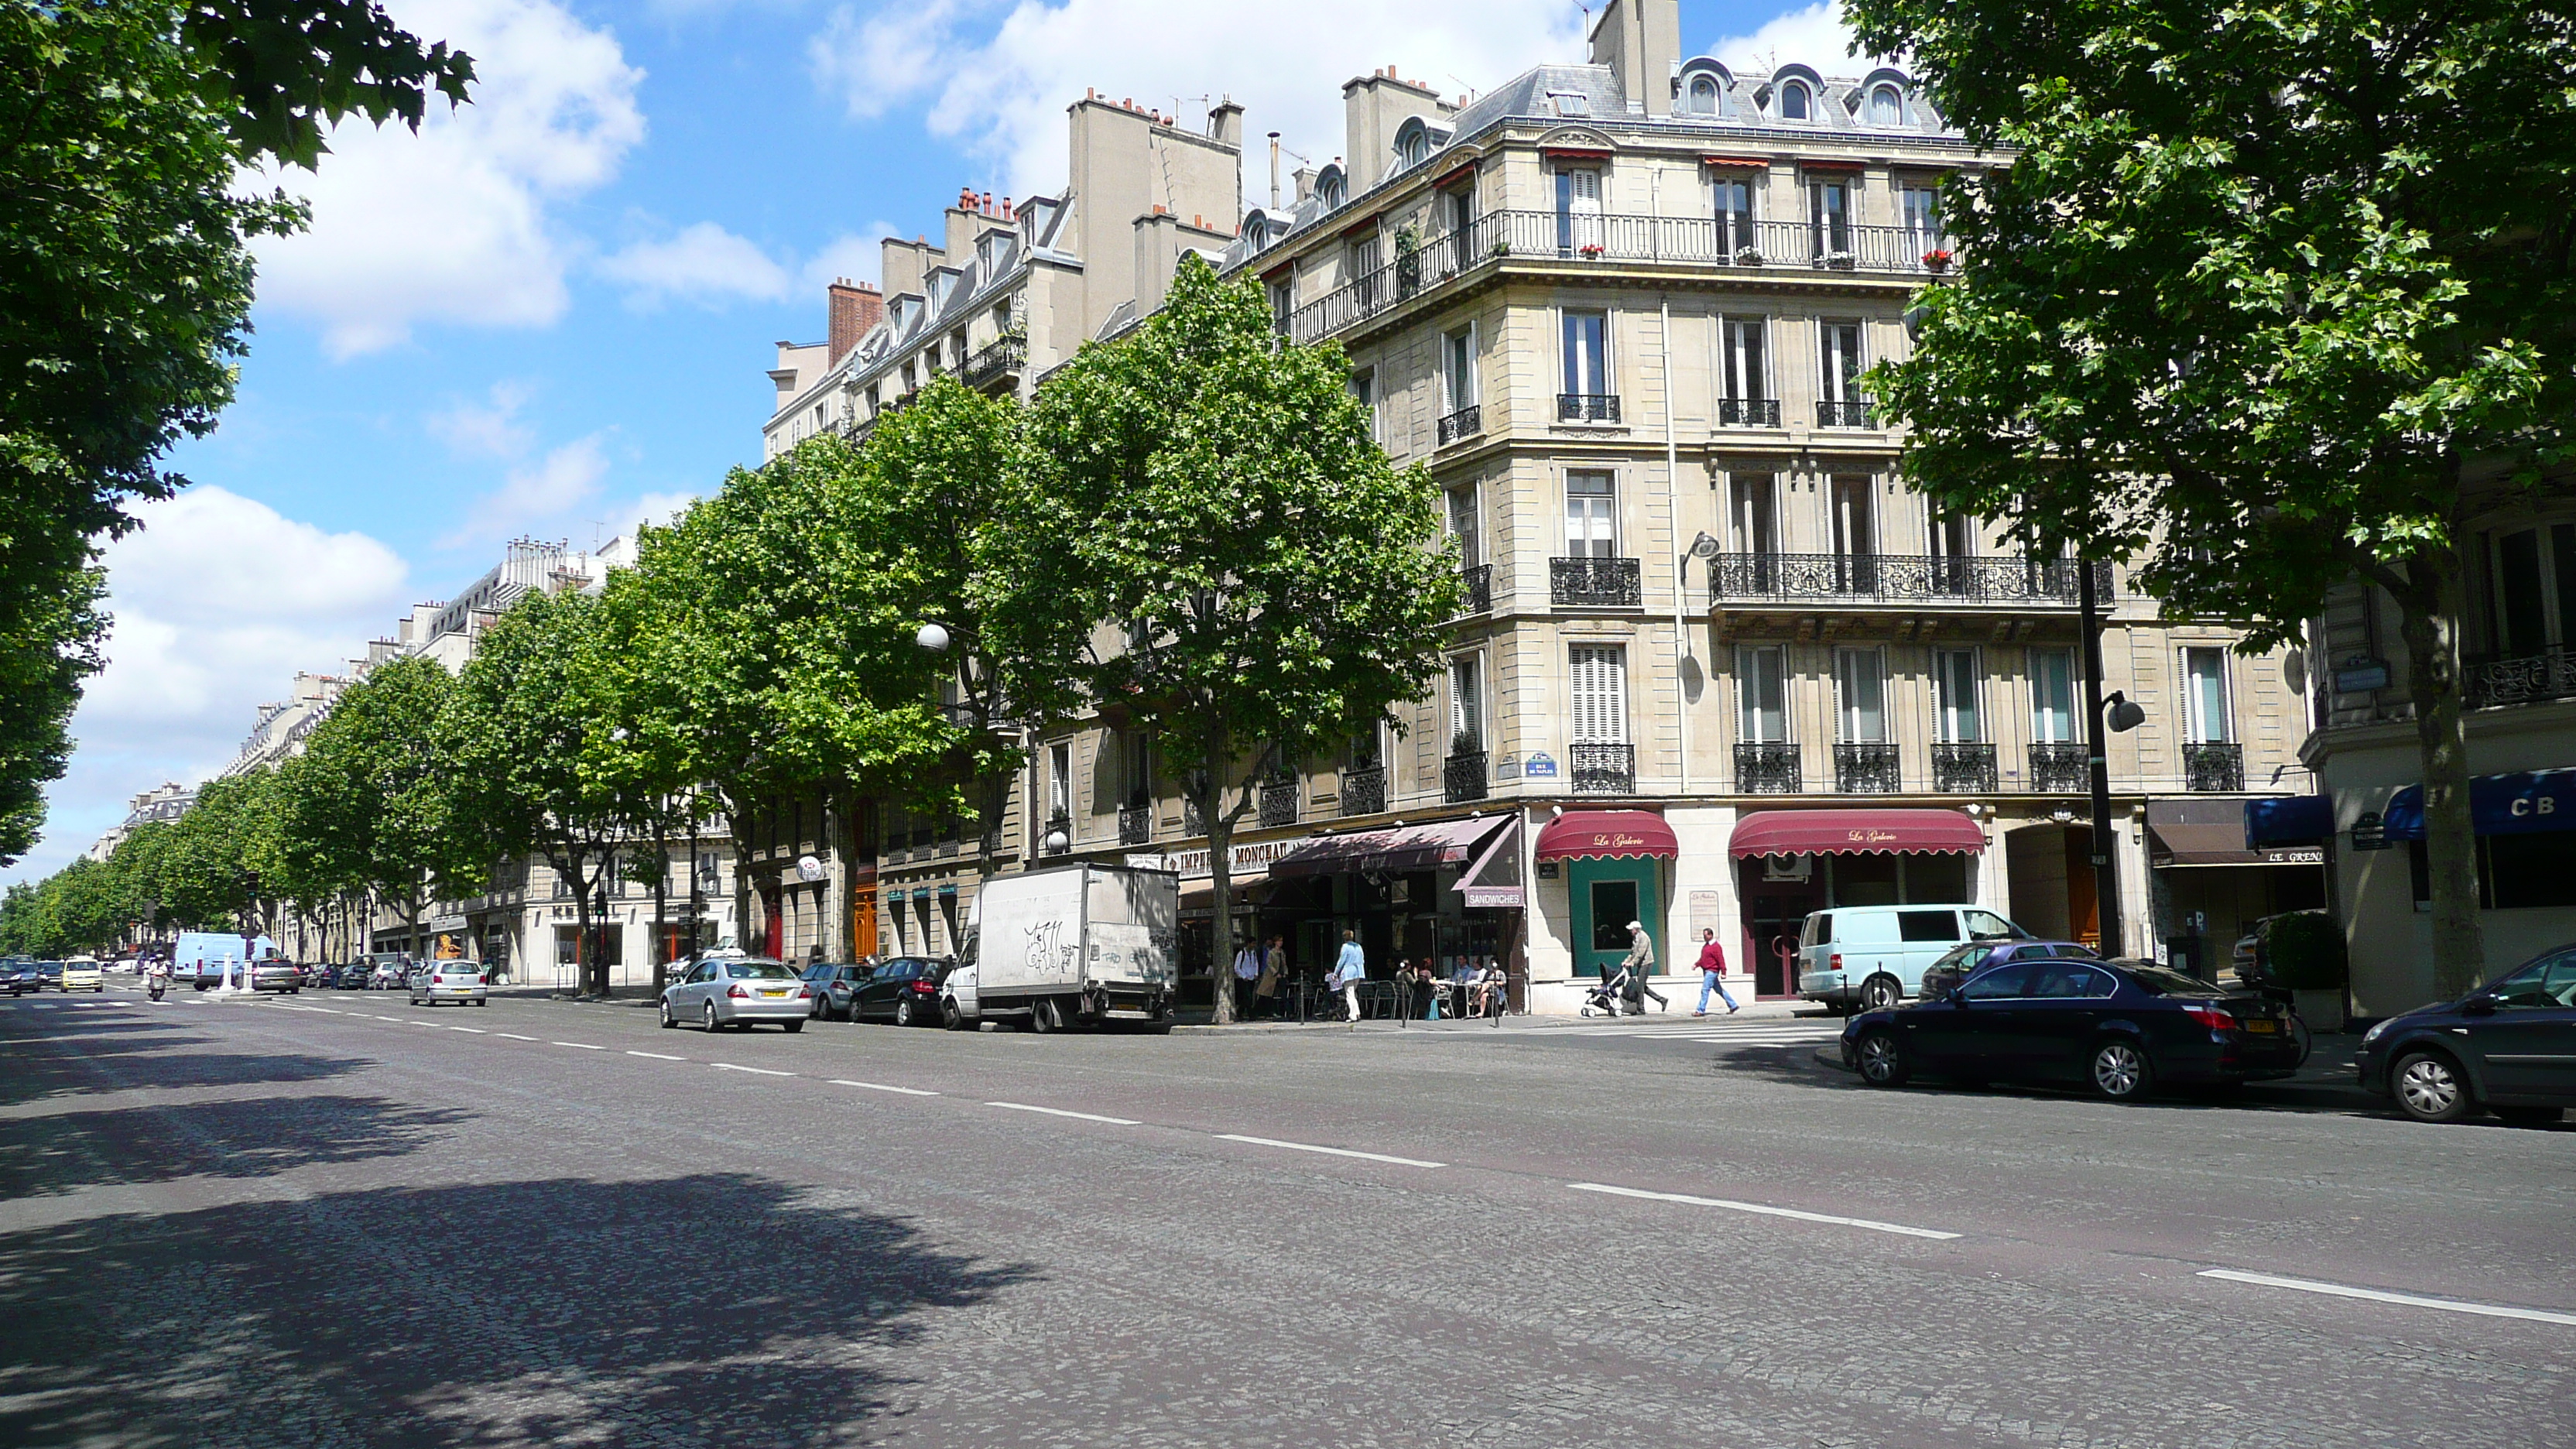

[652,809,670,995]
[1202,745,1238,1026]
[2389,546,2485,999]
[728,800,758,957]
[560,844,594,996]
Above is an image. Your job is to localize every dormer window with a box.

[1869,84,1903,125]
[1316,164,1347,209]
[1780,80,1811,121]
[1549,91,1591,118]
[1397,131,1429,170]
[1687,74,1719,115]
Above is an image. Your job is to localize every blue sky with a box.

[12,0,1857,886]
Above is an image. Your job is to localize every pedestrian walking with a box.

[1333,930,1367,1023]
[1692,927,1740,1016]
[1231,940,1262,1020]
[1622,922,1669,1013]
[1255,935,1285,1019]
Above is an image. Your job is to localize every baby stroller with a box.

[1579,966,1639,1018]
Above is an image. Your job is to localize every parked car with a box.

[1842,955,2306,1099]
[2358,942,2576,1125]
[800,961,873,1021]
[1918,940,2101,1002]
[659,957,809,1032]
[334,963,370,991]
[367,956,412,990]
[850,956,947,1027]
[61,957,104,992]
[408,962,489,1008]
[1798,904,2035,1012]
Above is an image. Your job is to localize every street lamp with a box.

[2077,561,2149,956]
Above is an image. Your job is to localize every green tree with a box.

[158,769,280,933]
[1847,0,2575,995]
[0,1,471,864]
[1009,257,1462,1023]
[277,655,470,956]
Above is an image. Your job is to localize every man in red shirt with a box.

[1692,928,1740,1016]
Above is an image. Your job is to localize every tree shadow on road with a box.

[0,1173,1037,1447]
[0,1035,374,1108]
[0,1093,465,1197]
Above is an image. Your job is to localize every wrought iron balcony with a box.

[1571,742,1636,796]
[2028,742,2089,793]
[1550,556,1643,608]
[1259,778,1300,827]
[1932,742,1998,793]
[1118,804,1153,845]
[1436,404,1482,445]
[1705,553,2111,607]
[2182,742,2245,793]
[2465,645,2576,708]
[1816,399,1875,429]
[1835,742,1903,793]
[1444,750,1489,803]
[1458,564,1492,616]
[963,335,1026,389]
[1339,765,1386,817]
[1735,742,1803,794]
[1718,397,1782,427]
[1557,393,1622,423]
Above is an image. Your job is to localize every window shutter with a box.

[1571,646,1628,743]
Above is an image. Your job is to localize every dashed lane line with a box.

[827,1079,938,1096]
[551,1041,604,1050]
[712,1062,794,1077]
[1568,1181,1962,1241]
[493,1033,538,1042]
[1214,1134,1444,1169]
[626,1050,685,1061]
[449,1026,486,1033]
[985,1101,1139,1125]
[2197,1269,2576,1327]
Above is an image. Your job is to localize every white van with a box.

[1797,904,2032,1012]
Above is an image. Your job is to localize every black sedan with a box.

[851,957,947,1027]
[800,961,874,1022]
[1843,956,2305,1099]
[2357,942,2576,1125]
[1918,939,2103,1002]
[1,961,40,995]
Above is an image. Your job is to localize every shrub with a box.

[2263,911,2347,991]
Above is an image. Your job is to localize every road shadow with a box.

[0,1030,372,1108]
[0,1093,467,1197]
[0,1173,1038,1447]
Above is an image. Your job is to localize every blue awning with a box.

[2245,794,2334,847]
[2382,769,2576,840]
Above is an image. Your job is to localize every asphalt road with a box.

[2,984,2569,1449]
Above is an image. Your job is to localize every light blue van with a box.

[1797,904,2031,1012]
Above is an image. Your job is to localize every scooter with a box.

[145,969,167,1002]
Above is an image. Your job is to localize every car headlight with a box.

[2362,1019,2393,1045]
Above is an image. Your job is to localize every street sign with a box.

[1524,752,1559,778]
[2351,810,2389,851]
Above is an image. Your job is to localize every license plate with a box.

[759,989,787,998]
[2245,1019,2276,1033]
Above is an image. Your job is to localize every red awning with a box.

[1700,154,1770,169]
[1728,808,1985,858]
[1267,814,1509,879]
[1534,810,1679,862]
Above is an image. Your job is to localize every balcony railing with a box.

[2182,742,2245,793]
[963,335,1026,389]
[1557,393,1622,423]
[1932,742,1998,793]
[1444,750,1489,803]
[1706,553,2111,606]
[1735,742,1802,794]
[1571,742,1636,796]
[2465,646,2576,708]
[1550,556,1644,608]
[1339,765,1386,817]
[1459,564,1492,616]
[1278,210,1959,346]
[1259,778,1300,827]
[1118,804,1152,845]
[1436,404,1482,445]
[1836,742,1903,793]
[2028,742,2089,793]
[1718,397,1783,427]
[1816,399,1875,429]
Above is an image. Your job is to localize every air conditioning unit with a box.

[1762,853,1813,883]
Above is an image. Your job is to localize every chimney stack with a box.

[827,279,883,365]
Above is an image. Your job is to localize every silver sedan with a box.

[660,957,810,1032]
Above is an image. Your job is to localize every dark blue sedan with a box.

[2356,943,2576,1125]
[1842,956,2306,1099]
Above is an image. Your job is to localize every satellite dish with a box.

[796,854,825,882]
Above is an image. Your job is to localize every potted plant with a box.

[1577,241,1606,259]
[1394,224,1423,296]
[1489,237,1512,258]
[1732,245,1765,266]
[1921,248,1953,272]
[1824,248,1857,270]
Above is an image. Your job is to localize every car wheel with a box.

[703,1001,722,1033]
[894,997,916,1028]
[809,992,825,1019]
[2492,1105,2564,1128]
[1859,975,1903,1012]
[1855,1029,1909,1088]
[782,1019,803,1034]
[2391,1050,2472,1123]
[659,999,677,1029]
[941,998,964,1031]
[2090,1038,2153,1100]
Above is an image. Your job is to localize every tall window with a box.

[1121,733,1153,809]
[1555,166,1603,253]
[1443,325,1478,415]
[1900,185,1944,252]
[1687,74,1719,114]
[1351,368,1379,443]
[1738,646,1789,742]
[1927,509,1973,593]
[1562,310,1610,398]
[1869,84,1903,125]
[2182,648,2232,742]
[1820,322,1865,403]
[1830,475,1875,591]
[1447,486,1482,570]
[1721,317,1766,402]
[1835,647,1889,742]
[1049,742,1072,819]
[1267,280,1292,331]
[1449,654,1485,748]
[1728,473,1778,554]
[1934,649,1982,742]
[1780,80,1811,120]
[1571,644,1629,744]
[1713,176,1755,252]
[2491,522,2576,656]
[1564,471,1616,557]
[2030,648,2077,743]
[1810,178,1852,253]
[1349,235,1382,309]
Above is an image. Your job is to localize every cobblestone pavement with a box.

[2,987,2568,1448]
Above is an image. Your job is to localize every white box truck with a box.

[961,863,1179,1032]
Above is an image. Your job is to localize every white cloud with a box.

[442,432,613,546]
[798,225,903,293]
[426,379,541,457]
[598,222,795,307]
[248,0,646,357]
[809,0,1588,200]
[1706,2,1876,74]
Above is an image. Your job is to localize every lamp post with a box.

[2077,560,2146,955]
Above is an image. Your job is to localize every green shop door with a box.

[1569,857,1663,981]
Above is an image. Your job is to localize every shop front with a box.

[1262,814,1523,1010]
[1726,808,1988,998]
[1532,811,1679,997]
[2144,798,2329,980]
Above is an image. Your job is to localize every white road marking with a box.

[986,1101,1140,1125]
[712,1063,794,1076]
[828,1079,938,1096]
[307,1008,341,1015]
[1567,1181,1961,1241]
[551,1041,604,1050]
[1214,1134,1444,1168]
[495,1033,538,1041]
[627,1050,685,1061]
[2197,1269,2576,1327]
[449,1026,486,1033]
[373,1016,405,1023]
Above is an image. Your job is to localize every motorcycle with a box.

[145,968,168,1002]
